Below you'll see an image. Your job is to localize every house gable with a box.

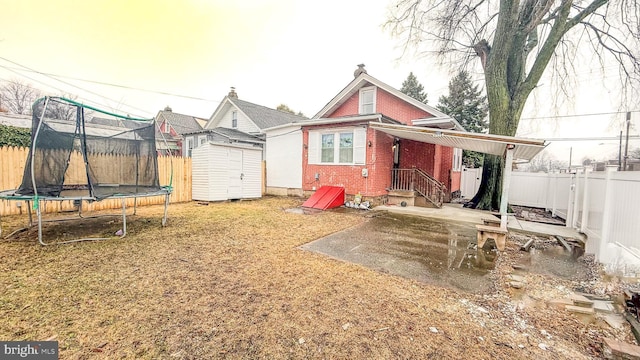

[219,102,261,134]
[313,72,452,122]
[206,96,305,134]
[206,98,260,134]
[327,87,432,125]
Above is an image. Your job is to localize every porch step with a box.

[387,191,437,208]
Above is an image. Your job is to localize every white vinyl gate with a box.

[460,167,482,199]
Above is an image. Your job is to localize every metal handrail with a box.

[390,168,446,208]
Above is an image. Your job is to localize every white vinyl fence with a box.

[508,167,640,275]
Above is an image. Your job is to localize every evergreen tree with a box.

[400,72,428,103]
[437,70,488,167]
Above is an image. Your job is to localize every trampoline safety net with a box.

[17,97,161,200]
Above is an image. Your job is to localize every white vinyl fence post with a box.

[499,146,515,229]
[551,171,558,217]
[572,167,584,228]
[566,171,576,228]
[580,166,591,233]
[598,165,618,262]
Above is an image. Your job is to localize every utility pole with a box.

[623,112,631,171]
[619,131,623,171]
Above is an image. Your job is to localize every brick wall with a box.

[376,88,430,123]
[302,125,394,197]
[398,140,436,176]
[329,93,359,118]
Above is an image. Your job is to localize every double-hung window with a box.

[232,111,238,128]
[321,134,334,163]
[339,133,353,163]
[308,128,366,165]
[359,87,376,114]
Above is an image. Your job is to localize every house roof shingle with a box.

[230,98,307,130]
[157,110,203,135]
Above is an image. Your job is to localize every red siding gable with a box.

[326,87,433,125]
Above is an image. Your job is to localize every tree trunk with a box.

[469,154,504,210]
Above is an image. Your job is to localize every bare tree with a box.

[0,80,41,115]
[387,0,640,210]
[45,94,80,121]
[519,150,567,172]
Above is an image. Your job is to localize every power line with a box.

[520,110,640,120]
[0,57,154,117]
[0,62,219,103]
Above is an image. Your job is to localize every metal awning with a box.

[370,122,549,230]
[370,122,547,160]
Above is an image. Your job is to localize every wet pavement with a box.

[299,203,590,294]
[300,212,497,294]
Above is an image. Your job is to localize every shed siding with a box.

[242,148,263,198]
[209,146,231,201]
[192,143,263,201]
[191,145,211,201]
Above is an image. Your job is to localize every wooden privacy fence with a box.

[0,146,191,216]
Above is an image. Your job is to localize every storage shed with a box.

[192,143,262,201]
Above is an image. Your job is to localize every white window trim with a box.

[186,138,194,157]
[198,135,207,146]
[308,127,366,165]
[359,86,376,115]
[232,111,238,129]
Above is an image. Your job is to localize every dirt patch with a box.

[0,197,635,359]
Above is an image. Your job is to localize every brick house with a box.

[265,65,464,206]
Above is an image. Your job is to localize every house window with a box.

[232,111,238,128]
[199,136,207,145]
[186,138,194,157]
[359,87,376,114]
[321,134,334,163]
[339,132,353,163]
[309,128,365,165]
[453,148,463,171]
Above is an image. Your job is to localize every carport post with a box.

[499,145,515,229]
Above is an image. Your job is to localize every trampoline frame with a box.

[0,96,174,245]
[0,189,170,245]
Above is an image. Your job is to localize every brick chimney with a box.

[354,64,367,77]
[164,105,172,112]
[228,87,238,99]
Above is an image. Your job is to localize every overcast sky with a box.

[1,0,637,163]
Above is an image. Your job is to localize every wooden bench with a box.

[476,224,508,251]
[482,218,501,227]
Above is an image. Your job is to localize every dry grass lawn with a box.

[0,197,631,359]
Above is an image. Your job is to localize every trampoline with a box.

[0,97,172,245]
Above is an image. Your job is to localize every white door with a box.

[228,148,243,199]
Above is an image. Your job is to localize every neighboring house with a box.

[155,106,203,156]
[264,65,464,205]
[182,87,306,157]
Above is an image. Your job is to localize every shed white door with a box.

[228,148,243,199]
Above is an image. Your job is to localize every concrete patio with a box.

[374,203,586,240]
